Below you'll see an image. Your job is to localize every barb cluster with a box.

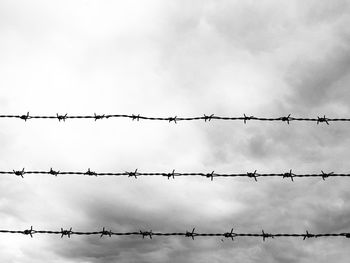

[1,113,349,124]
[1,169,349,181]
[1,227,349,241]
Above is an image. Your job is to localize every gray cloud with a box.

[285,45,350,110]
[1,1,350,263]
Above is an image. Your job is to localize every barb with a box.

[279,114,291,124]
[140,230,153,239]
[56,113,68,122]
[321,170,334,181]
[303,230,315,240]
[206,171,215,181]
[283,169,295,182]
[224,228,236,241]
[262,230,274,241]
[247,170,258,182]
[132,114,140,121]
[49,168,60,176]
[163,169,176,180]
[23,226,34,238]
[20,112,31,122]
[317,115,329,125]
[0,227,349,240]
[1,113,349,124]
[13,168,25,178]
[185,228,196,240]
[243,114,255,124]
[100,227,112,238]
[60,228,73,238]
[94,113,106,121]
[168,116,177,124]
[85,168,97,177]
[126,169,138,179]
[2,169,350,180]
[203,114,214,122]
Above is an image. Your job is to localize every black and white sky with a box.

[1,0,350,262]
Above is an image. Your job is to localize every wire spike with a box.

[303,230,315,240]
[23,226,34,238]
[243,114,254,124]
[185,228,196,240]
[283,169,294,182]
[100,227,112,238]
[13,168,25,178]
[20,112,30,121]
[127,169,138,179]
[165,169,176,180]
[61,228,72,238]
[132,114,140,121]
[140,230,153,239]
[317,115,329,125]
[94,113,105,121]
[49,168,60,176]
[168,116,177,123]
[280,114,291,124]
[85,168,97,176]
[224,228,235,241]
[247,170,258,182]
[262,230,274,241]
[321,170,333,181]
[204,114,214,122]
[206,171,215,181]
[56,113,68,122]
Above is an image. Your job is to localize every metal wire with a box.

[0,113,346,124]
[2,113,348,247]
[1,227,349,240]
[1,168,345,181]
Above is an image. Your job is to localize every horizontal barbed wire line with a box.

[1,227,349,240]
[0,112,348,124]
[1,168,347,181]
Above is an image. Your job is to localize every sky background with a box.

[1,0,350,262]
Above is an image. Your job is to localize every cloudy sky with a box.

[1,0,350,262]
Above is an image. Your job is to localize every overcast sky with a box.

[1,0,350,262]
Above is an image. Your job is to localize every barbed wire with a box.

[1,169,346,181]
[1,227,349,240]
[0,113,348,124]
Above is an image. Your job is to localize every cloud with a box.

[1,1,350,263]
[285,44,350,110]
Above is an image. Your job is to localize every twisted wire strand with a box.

[2,169,345,181]
[0,113,347,124]
[1,227,349,240]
